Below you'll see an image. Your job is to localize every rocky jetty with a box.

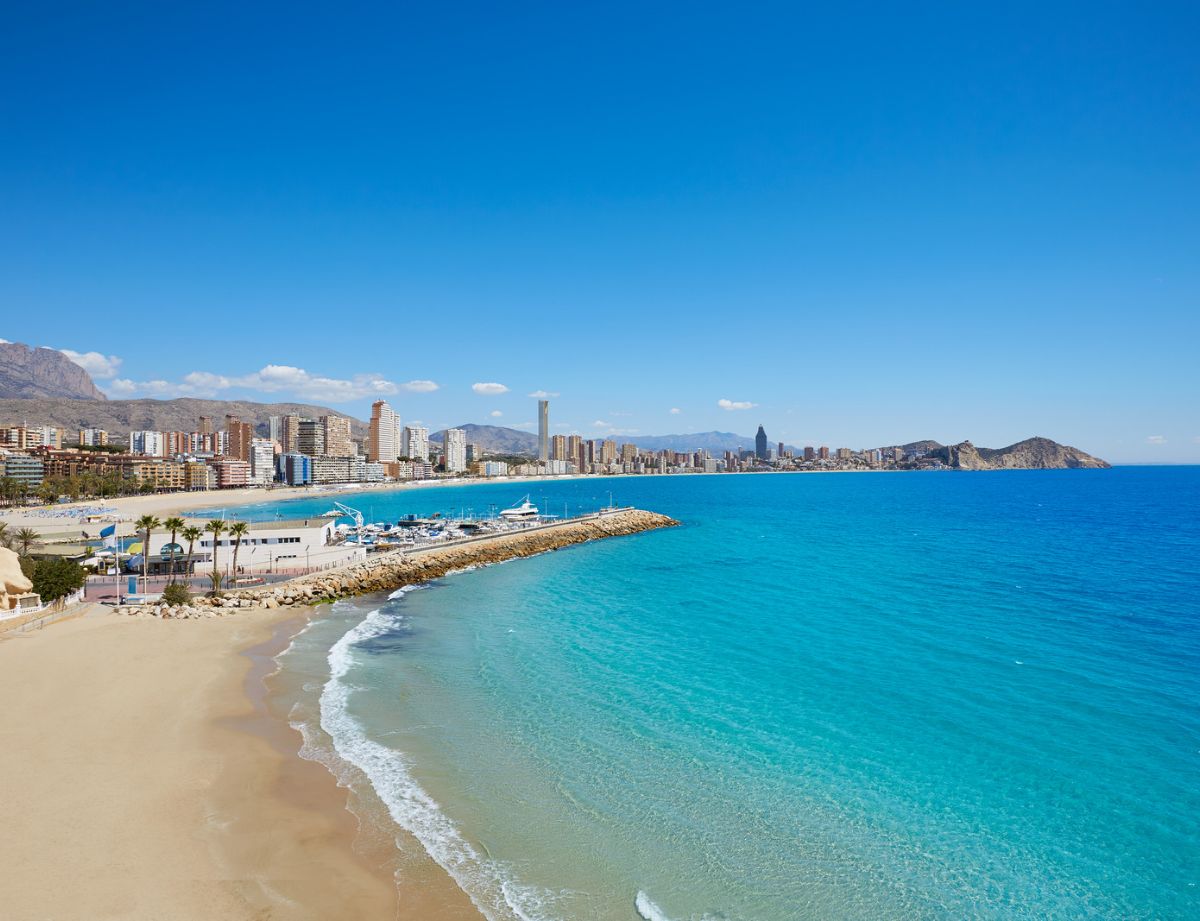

[118,509,678,619]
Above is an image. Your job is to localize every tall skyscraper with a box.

[322,415,354,457]
[368,400,400,463]
[444,428,467,473]
[550,434,567,461]
[755,425,768,460]
[281,414,302,453]
[537,399,550,462]
[225,415,253,462]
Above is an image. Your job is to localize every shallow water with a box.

[268,469,1200,920]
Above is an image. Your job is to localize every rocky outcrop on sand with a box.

[117,509,678,618]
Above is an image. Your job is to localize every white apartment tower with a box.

[368,400,400,463]
[444,428,467,473]
[403,425,429,461]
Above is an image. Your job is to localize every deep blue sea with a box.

[241,469,1199,920]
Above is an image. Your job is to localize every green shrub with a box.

[29,558,86,602]
[162,582,191,606]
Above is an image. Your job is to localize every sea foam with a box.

[318,603,561,921]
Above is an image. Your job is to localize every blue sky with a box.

[1,2,1197,462]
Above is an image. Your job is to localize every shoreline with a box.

[0,607,482,920]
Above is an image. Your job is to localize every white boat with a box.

[499,496,539,521]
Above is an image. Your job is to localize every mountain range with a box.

[0,396,365,440]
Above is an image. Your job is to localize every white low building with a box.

[145,518,367,576]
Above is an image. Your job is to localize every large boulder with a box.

[0,546,35,610]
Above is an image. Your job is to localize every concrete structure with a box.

[297,419,325,456]
[482,461,509,477]
[78,428,109,447]
[402,425,429,462]
[368,400,400,463]
[129,430,165,457]
[322,415,354,457]
[538,399,550,462]
[250,437,276,485]
[0,452,44,488]
[211,458,251,488]
[444,428,467,473]
[146,518,366,576]
[278,452,312,486]
[280,414,302,454]
[225,416,254,462]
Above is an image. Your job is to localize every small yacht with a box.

[499,496,539,522]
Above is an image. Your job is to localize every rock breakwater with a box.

[118,509,678,618]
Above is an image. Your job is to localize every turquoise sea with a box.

[236,469,1198,920]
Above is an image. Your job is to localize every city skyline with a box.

[3,4,1198,464]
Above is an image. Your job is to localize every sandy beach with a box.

[0,608,482,920]
[0,472,600,537]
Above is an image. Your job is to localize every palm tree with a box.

[163,517,185,579]
[134,514,160,591]
[12,527,40,557]
[206,519,227,596]
[181,526,202,586]
[0,521,9,550]
[228,521,250,585]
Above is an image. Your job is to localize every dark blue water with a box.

[265,469,1200,920]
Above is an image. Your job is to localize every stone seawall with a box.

[118,509,678,618]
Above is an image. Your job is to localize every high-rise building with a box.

[403,425,429,461]
[819,446,830,460]
[537,399,550,462]
[444,428,467,473]
[600,439,618,464]
[550,434,567,461]
[297,419,325,456]
[198,416,212,436]
[321,415,354,457]
[78,428,109,447]
[620,442,638,463]
[466,443,482,464]
[804,446,815,461]
[567,434,584,472]
[280,414,302,454]
[268,415,283,445]
[755,425,768,460]
[250,438,276,485]
[130,430,165,457]
[225,415,253,462]
[368,401,400,463]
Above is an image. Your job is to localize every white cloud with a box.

[401,380,439,393]
[59,348,123,379]
[592,419,639,436]
[103,364,399,403]
[669,407,682,415]
[718,398,757,411]
[1146,435,1167,445]
[0,338,9,343]
[513,421,536,429]
[490,410,503,418]
[472,382,509,395]
[528,389,559,398]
